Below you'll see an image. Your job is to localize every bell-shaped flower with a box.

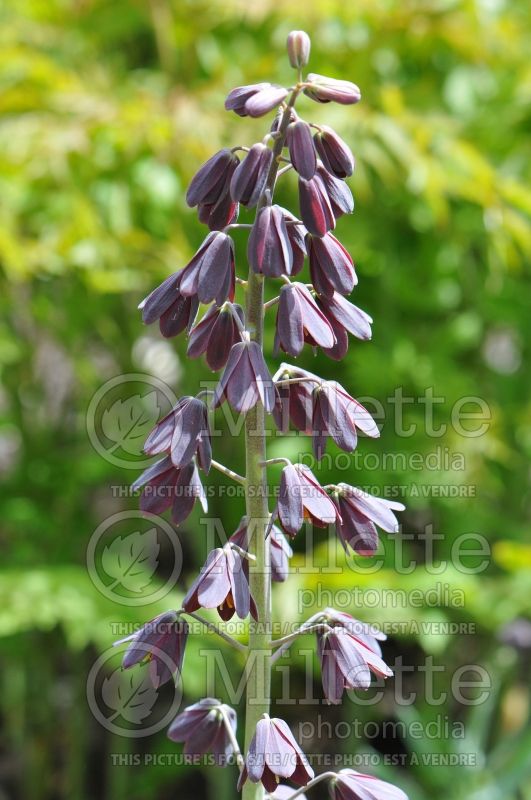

[248,204,293,277]
[278,208,307,275]
[317,163,354,218]
[238,715,314,792]
[143,396,211,473]
[306,232,356,297]
[132,456,207,525]
[317,625,392,703]
[230,143,274,207]
[183,543,257,621]
[213,340,275,414]
[312,380,379,460]
[318,608,386,656]
[274,283,335,357]
[197,187,239,231]
[187,302,244,371]
[139,271,199,339]
[225,82,274,115]
[179,231,235,306]
[298,173,335,237]
[230,517,293,583]
[167,698,238,765]
[313,126,354,178]
[316,292,372,360]
[304,73,361,105]
[272,364,317,434]
[287,119,317,180]
[329,770,408,800]
[333,484,405,555]
[276,463,339,536]
[186,148,240,208]
[114,610,188,688]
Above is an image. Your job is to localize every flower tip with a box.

[287,30,311,69]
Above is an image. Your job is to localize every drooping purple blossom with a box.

[298,172,336,237]
[186,148,240,208]
[312,380,379,460]
[314,126,354,178]
[238,715,314,792]
[179,231,235,306]
[187,302,244,371]
[230,517,293,583]
[317,162,354,218]
[230,143,274,207]
[167,698,237,765]
[307,232,357,297]
[139,271,199,339]
[276,463,339,536]
[272,363,317,434]
[213,341,275,413]
[132,456,207,525]
[183,544,257,621]
[114,610,188,688]
[287,119,317,180]
[332,484,405,555]
[225,83,275,116]
[197,187,239,231]
[143,396,212,473]
[304,73,361,105]
[319,608,386,655]
[278,208,307,275]
[328,770,408,800]
[248,204,293,277]
[274,282,335,357]
[245,85,290,118]
[316,292,372,360]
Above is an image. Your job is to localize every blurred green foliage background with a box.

[0,0,530,799]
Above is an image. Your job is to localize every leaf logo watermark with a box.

[101,529,160,594]
[101,669,159,725]
[101,392,160,456]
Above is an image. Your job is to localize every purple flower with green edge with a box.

[276,463,340,537]
[312,380,379,460]
[187,302,244,371]
[286,119,317,180]
[298,173,336,237]
[274,283,335,357]
[307,232,357,297]
[197,186,239,231]
[248,204,293,277]
[315,292,372,361]
[167,698,237,765]
[186,148,240,208]
[304,73,361,105]
[245,85,290,117]
[277,207,307,275]
[286,30,311,69]
[139,271,199,339]
[313,126,354,178]
[179,231,235,306]
[328,770,408,800]
[238,715,314,793]
[332,484,405,555]
[317,625,393,703]
[317,162,354,218]
[132,456,207,525]
[230,143,274,207]
[230,517,293,583]
[272,363,316,435]
[224,82,273,116]
[318,608,386,655]
[143,396,211,473]
[114,610,188,688]
[213,340,276,414]
[183,544,257,621]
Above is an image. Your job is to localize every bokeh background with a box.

[0,0,530,799]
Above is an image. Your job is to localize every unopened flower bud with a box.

[286,120,317,180]
[304,73,361,105]
[287,30,311,69]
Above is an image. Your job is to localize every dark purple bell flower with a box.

[230,517,293,583]
[316,292,372,360]
[329,770,408,800]
[245,85,289,117]
[132,456,207,525]
[332,484,405,555]
[304,73,361,105]
[167,698,237,765]
[183,543,257,621]
[114,610,188,688]
[197,186,239,231]
[276,463,339,537]
[225,82,273,116]
[187,302,244,371]
[274,283,335,357]
[312,380,379,460]
[317,163,354,218]
[277,208,306,275]
[213,340,275,413]
[230,143,274,207]
[143,396,211,473]
[248,204,293,277]
[313,125,354,179]
[272,363,317,434]
[317,625,392,703]
[139,271,199,339]
[298,173,335,237]
[238,715,314,793]
[307,232,356,297]
[186,148,240,208]
[319,608,386,655]
[287,120,317,180]
[179,232,235,306]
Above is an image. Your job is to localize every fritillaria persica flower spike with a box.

[304,73,362,105]
[183,544,257,621]
[333,484,405,555]
[187,302,244,371]
[238,715,314,792]
[167,698,238,764]
[114,610,188,688]
[328,770,408,800]
[143,396,212,473]
[132,456,207,525]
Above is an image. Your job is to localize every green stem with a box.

[242,89,300,800]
